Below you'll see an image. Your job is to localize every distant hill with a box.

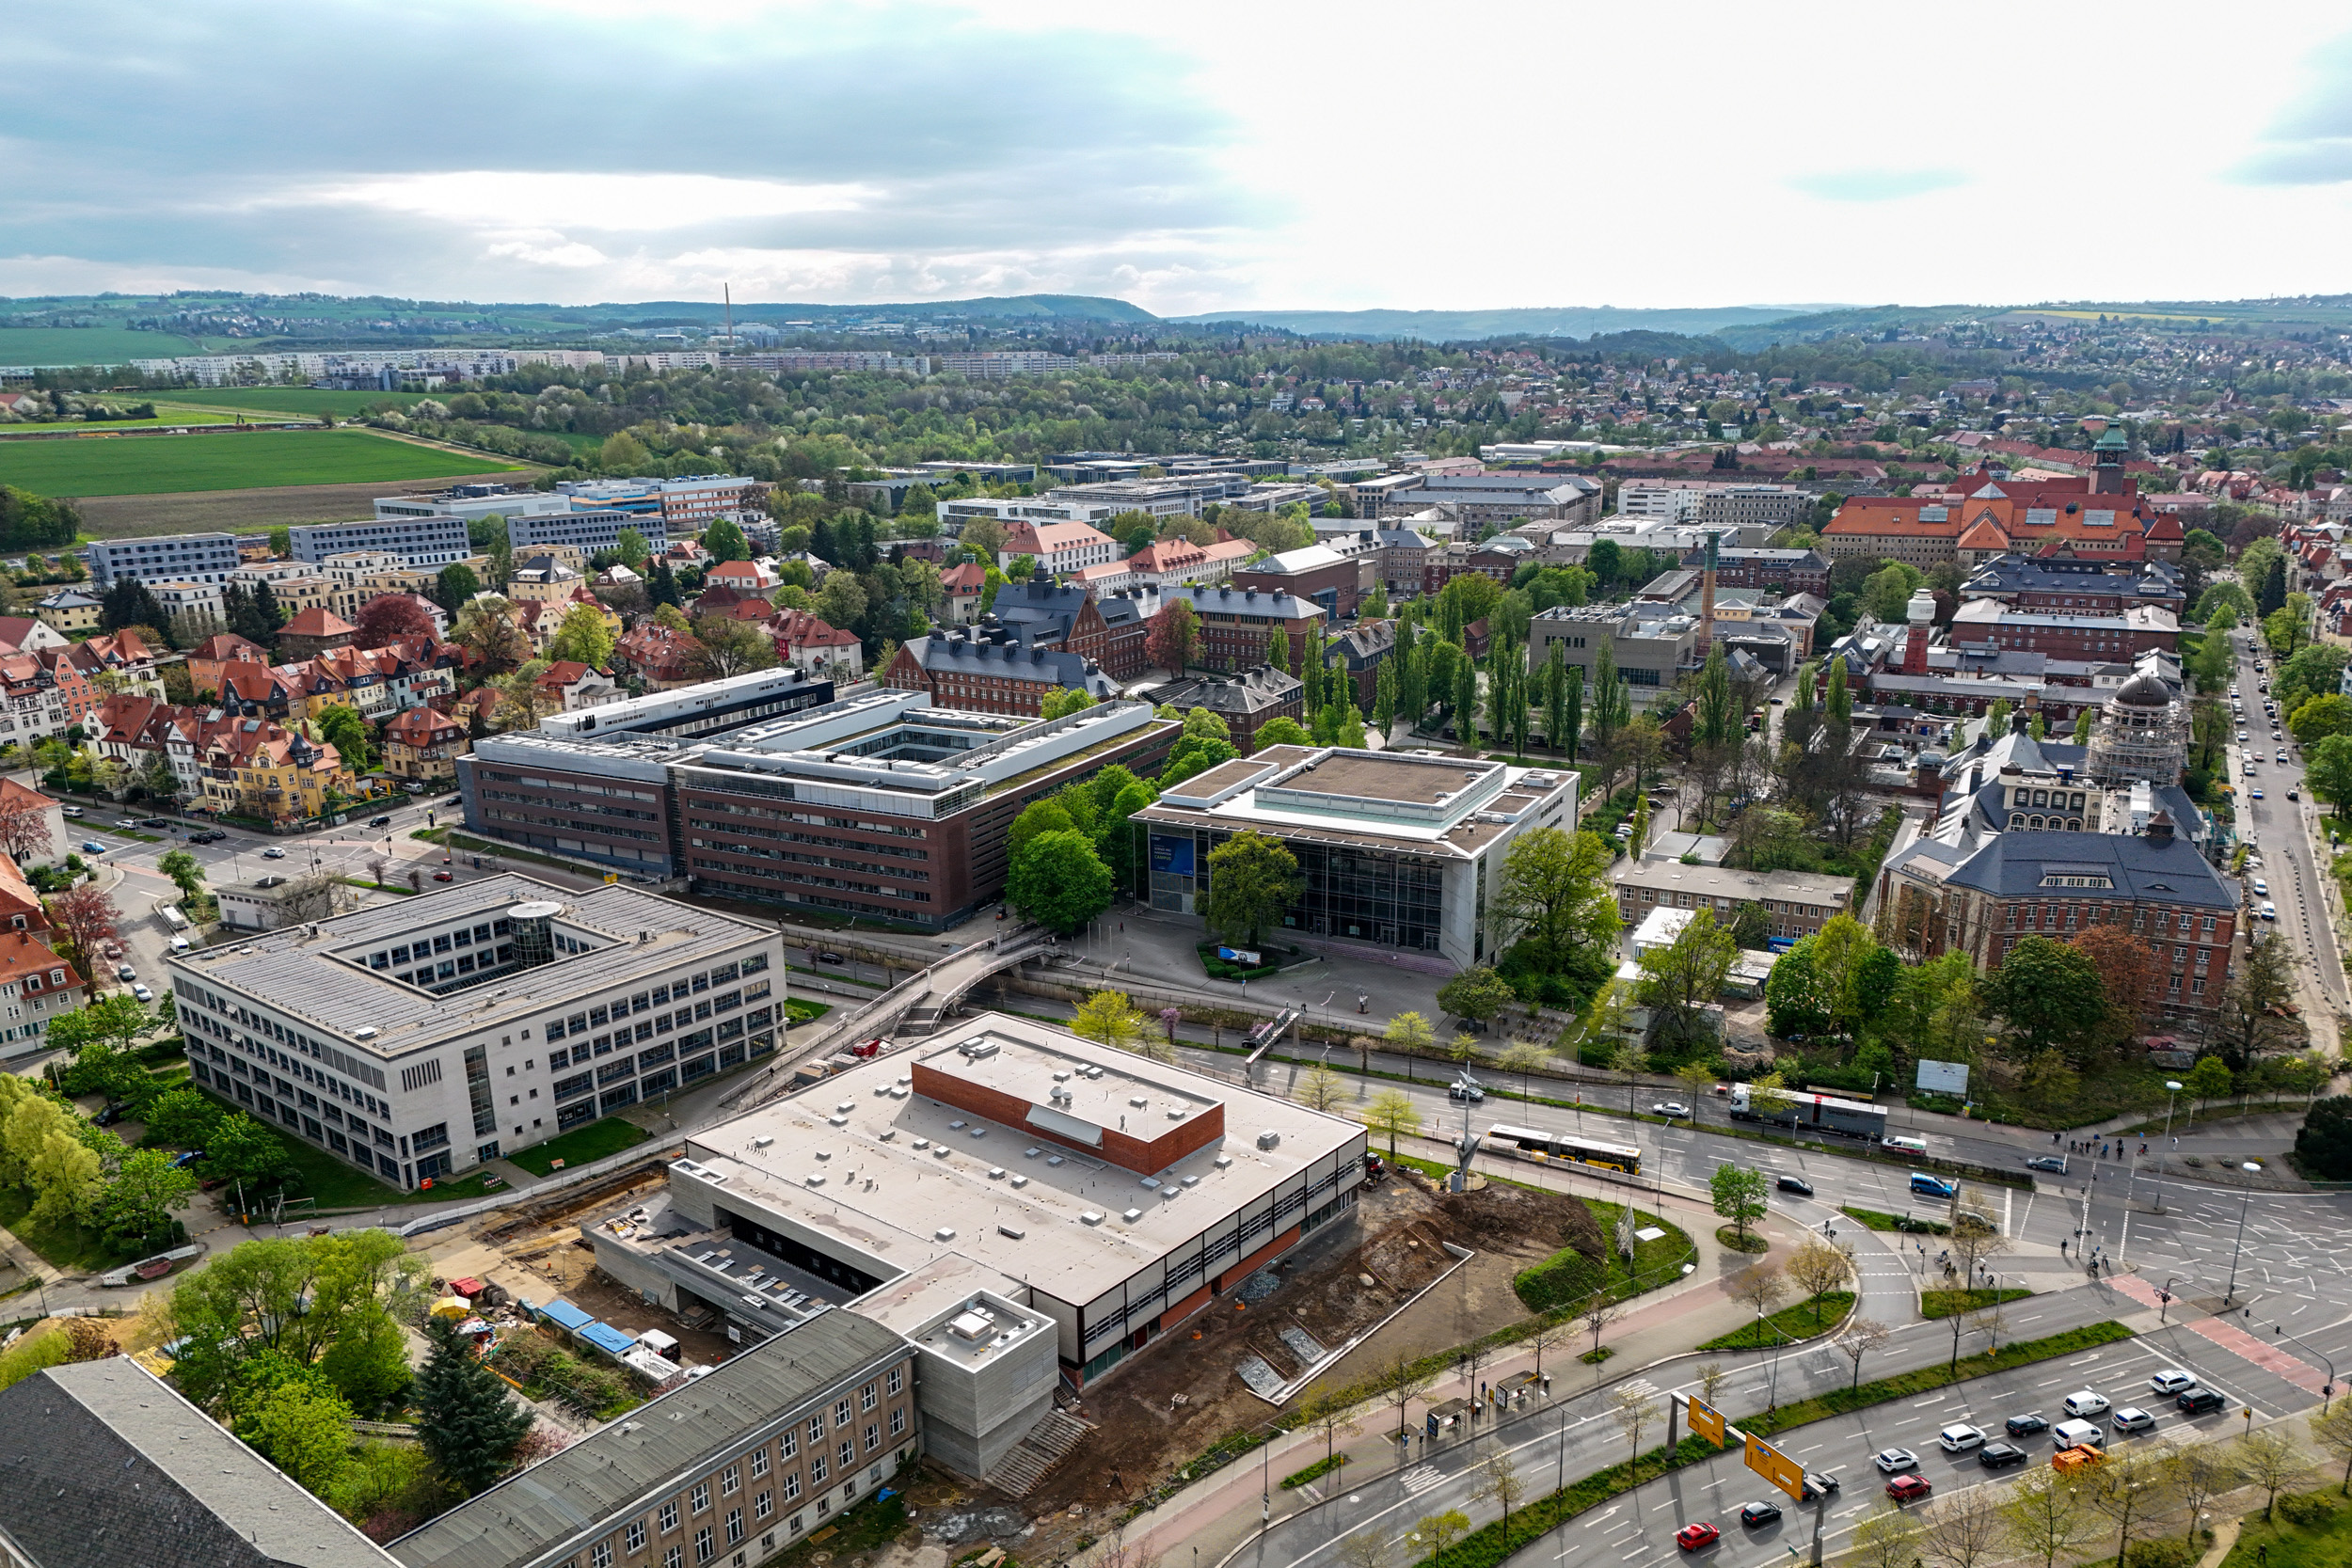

[1164,304,1851,341]
[558,293,1160,325]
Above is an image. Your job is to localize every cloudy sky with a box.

[9,0,2352,317]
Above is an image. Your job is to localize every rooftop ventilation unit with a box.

[1121,1208,1143,1222]
[1257,1130,1281,1149]
[354,1026,377,1040]
[1080,1212,1104,1227]
[934,1227,956,1242]
[751,1135,773,1149]
[947,1310,993,1339]
[997,1224,1026,1240]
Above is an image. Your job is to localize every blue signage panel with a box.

[1150,834,1194,876]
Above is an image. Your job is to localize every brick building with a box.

[1161,582,1325,673]
[1680,546,1831,597]
[1947,600,2179,660]
[1145,665,1304,754]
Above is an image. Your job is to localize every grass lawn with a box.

[1839,1204,1948,1235]
[505,1117,651,1177]
[0,428,519,498]
[1697,1291,1855,1350]
[2222,1494,2352,1567]
[0,326,213,364]
[0,1184,136,1274]
[151,388,443,418]
[785,997,833,1025]
[1920,1286,2034,1319]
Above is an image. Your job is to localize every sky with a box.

[8,0,2352,319]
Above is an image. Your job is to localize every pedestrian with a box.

[2060,1238,2068,1257]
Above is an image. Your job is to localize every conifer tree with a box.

[414,1317,534,1496]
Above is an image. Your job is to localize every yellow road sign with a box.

[1744,1432,1805,1501]
[1689,1397,1726,1448]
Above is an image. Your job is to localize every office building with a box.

[167,875,789,1186]
[85,531,241,588]
[505,506,669,556]
[1527,602,1706,705]
[1609,863,1852,944]
[290,515,471,568]
[1229,540,1377,619]
[1134,747,1578,967]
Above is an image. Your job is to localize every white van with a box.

[2053,1419,2106,1451]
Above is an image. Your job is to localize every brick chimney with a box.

[1901,588,1935,677]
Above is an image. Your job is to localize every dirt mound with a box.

[1435,1179,1599,1259]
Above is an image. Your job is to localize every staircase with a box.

[987,1408,1094,1497]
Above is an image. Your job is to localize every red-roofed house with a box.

[278,606,358,660]
[382,705,470,783]
[189,632,271,696]
[0,847,48,939]
[615,623,700,689]
[705,561,780,597]
[0,930,84,1050]
[533,660,622,712]
[999,519,1117,576]
[941,562,988,625]
[765,610,863,677]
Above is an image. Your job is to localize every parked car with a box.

[2006,1414,2049,1437]
[2178,1389,2227,1415]
[1872,1449,1918,1474]
[433,870,454,882]
[2062,1391,2110,1418]
[115,963,135,981]
[2289,789,2300,801]
[2278,750,2290,764]
[1776,1176,1814,1196]
[169,1149,204,1169]
[1885,1475,1931,1504]
[132,984,152,1002]
[137,817,167,829]
[2026,1156,2067,1173]
[92,1105,123,1127]
[2261,903,2278,922]
[1738,1501,1781,1528]
[2148,1370,2196,1396]
[2251,787,2264,800]
[2250,879,2268,897]
[1979,1442,2027,1469]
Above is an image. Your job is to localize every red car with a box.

[433,870,454,881]
[1885,1475,1932,1504]
[1675,1523,1720,1551]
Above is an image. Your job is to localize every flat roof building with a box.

[290,514,471,568]
[1134,746,1579,967]
[167,875,788,1185]
[588,1012,1366,1394]
[85,531,241,588]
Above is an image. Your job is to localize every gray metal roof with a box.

[165,875,773,1058]
[0,1359,396,1567]
[1940,830,2233,908]
[391,1311,907,1568]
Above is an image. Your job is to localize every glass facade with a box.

[1151,831,1444,952]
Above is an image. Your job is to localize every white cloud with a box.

[294,170,878,230]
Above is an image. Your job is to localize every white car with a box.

[1936,1423,1985,1453]
[2252,879,2268,896]
[132,984,152,1002]
[262,846,286,859]
[2113,1407,2156,1434]
[2262,902,2278,922]
[2148,1370,2196,1396]
[2244,762,2257,776]
[2062,1390,2110,1418]
[1872,1448,1918,1473]
[1652,1101,1691,1118]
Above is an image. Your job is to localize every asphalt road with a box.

[2223,630,2349,1016]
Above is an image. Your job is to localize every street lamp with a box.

[2223,1163,2264,1306]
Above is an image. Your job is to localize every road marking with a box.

[1398,1464,1442,1497]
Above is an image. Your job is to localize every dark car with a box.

[93,1104,123,1127]
[1738,1501,1782,1528]
[1979,1442,2027,1469]
[2178,1389,2226,1416]
[1776,1176,1814,1196]
[189,829,225,844]
[169,1149,204,1169]
[137,816,167,828]
[2005,1414,2049,1437]
[1802,1471,1839,1499]
[2026,1156,2068,1173]
[369,815,393,828]
[815,950,846,964]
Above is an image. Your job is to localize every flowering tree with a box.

[43,882,120,980]
[1145,600,1199,673]
[0,793,52,864]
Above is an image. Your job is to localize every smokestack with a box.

[1701,532,1719,644]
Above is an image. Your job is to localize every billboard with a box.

[1916,1059,1971,1096]
[1688,1396,1725,1449]
[1149,834,1195,877]
[1217,946,1261,966]
[1744,1433,1806,1500]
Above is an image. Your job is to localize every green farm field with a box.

[0,428,522,497]
[0,401,317,434]
[166,388,444,418]
[0,326,227,364]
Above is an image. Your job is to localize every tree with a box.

[2207,933,2301,1072]
[1039,687,1096,722]
[95,1146,198,1248]
[1372,1349,1437,1442]
[41,881,119,974]
[414,1316,534,1496]
[1409,1512,1469,1560]
[2184,1053,2234,1119]
[0,793,51,865]
[1071,989,1151,1053]
[700,516,751,565]
[2309,1398,2352,1495]
[453,596,530,673]
[1473,1449,1525,1535]
[1637,907,1736,1049]
[2236,1426,2304,1521]
[1301,1380,1364,1465]
[1492,826,1620,971]
[1384,1011,1434,1069]
[1296,1063,1347,1112]
[1436,967,1514,1030]
[1838,1316,1892,1390]
[1709,1164,1769,1244]
[235,1374,357,1496]
[1784,1236,1852,1323]
[315,705,374,774]
[1924,1483,2007,1568]
[1996,1465,2100,1568]
[1007,830,1112,934]
[686,614,778,679]
[1849,1508,1928,1568]
[1982,936,2108,1064]
[1727,1260,1788,1327]
[1363,1088,1420,1155]
[353,594,437,647]
[434,562,482,615]
[2310,733,2352,819]
[199,1113,295,1189]
[140,1085,221,1149]
[2081,1451,2171,1565]
[2159,1443,2242,1544]
[1145,601,1199,673]
[1253,716,1311,750]
[548,604,617,670]
[1765,938,1834,1039]
[2072,924,2164,1047]
[2291,693,2352,748]
[1606,1383,1658,1466]
[1609,1037,1649,1115]
[1203,831,1300,948]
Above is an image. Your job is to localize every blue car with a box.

[80,840,105,854]
[170,1149,204,1169]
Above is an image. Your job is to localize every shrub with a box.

[2277,1490,2338,1527]
[1514,1243,1605,1314]
[2296,1096,2352,1180]
[2122,1540,2193,1568]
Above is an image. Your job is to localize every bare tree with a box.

[1784,1237,1854,1325]
[1581,1291,1622,1360]
[366,854,390,888]
[2312,1399,2352,1496]
[1953,1300,2009,1369]
[1333,1528,1390,1568]
[1299,1381,1365,1466]
[1092,1528,1161,1568]
[1372,1352,1436,1444]
[1924,1483,2006,1568]
[273,869,342,924]
[1474,1449,1526,1535]
[1727,1260,1788,1322]
[1607,1384,1660,1471]
[1693,1361,1731,1408]
[1848,1505,1927,1568]
[2236,1427,2308,1521]
[1523,1320,1573,1382]
[1837,1317,1893,1391]
[2081,1451,2172,1567]
[1996,1466,2101,1568]
[2161,1444,2242,1543]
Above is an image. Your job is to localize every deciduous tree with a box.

[1709,1164,1769,1244]
[1007,830,1113,935]
[354,594,437,647]
[1204,831,1301,948]
[1362,1089,1420,1155]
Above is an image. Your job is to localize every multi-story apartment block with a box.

[290,514,470,568]
[85,531,241,588]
